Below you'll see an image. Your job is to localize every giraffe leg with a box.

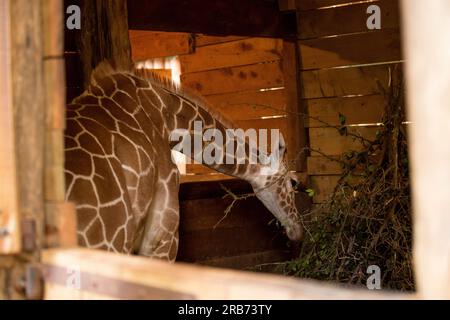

[137,168,180,262]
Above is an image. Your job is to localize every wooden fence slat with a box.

[181,61,284,96]
[295,0,366,10]
[130,30,193,61]
[299,29,402,70]
[309,126,378,155]
[179,38,283,74]
[206,89,286,121]
[42,248,413,299]
[309,175,341,203]
[306,95,385,127]
[298,0,400,39]
[195,34,248,47]
[402,0,450,299]
[301,63,398,99]
[236,117,288,144]
[307,156,344,175]
[0,0,20,254]
[180,197,273,233]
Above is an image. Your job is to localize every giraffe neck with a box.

[146,81,266,181]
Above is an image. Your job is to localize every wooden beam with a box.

[401,0,450,299]
[42,248,414,299]
[129,31,193,61]
[283,41,307,171]
[78,0,132,87]
[0,0,20,255]
[127,0,297,38]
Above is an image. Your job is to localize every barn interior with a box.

[62,0,402,271]
[4,0,449,300]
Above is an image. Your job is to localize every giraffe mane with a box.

[133,67,237,129]
[87,61,237,129]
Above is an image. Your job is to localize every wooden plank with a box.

[185,163,217,175]
[278,0,297,11]
[127,0,297,38]
[206,89,286,121]
[298,0,400,39]
[179,38,283,73]
[179,197,274,232]
[307,155,381,175]
[181,61,284,96]
[195,34,248,47]
[180,173,234,183]
[129,30,193,61]
[179,225,287,262]
[309,126,379,155]
[0,0,20,254]
[200,250,290,269]
[42,248,413,299]
[236,117,288,145]
[309,175,341,203]
[296,0,365,10]
[307,157,344,175]
[299,29,402,70]
[402,0,450,299]
[179,179,251,201]
[78,0,132,87]
[301,63,398,99]
[283,41,308,171]
[306,95,385,127]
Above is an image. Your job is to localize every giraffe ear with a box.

[278,133,286,158]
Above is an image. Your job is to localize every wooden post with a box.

[0,0,21,256]
[282,40,308,172]
[401,0,450,299]
[42,0,77,248]
[0,0,46,299]
[78,0,132,87]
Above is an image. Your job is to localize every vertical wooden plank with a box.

[42,0,77,248]
[0,0,45,300]
[282,41,307,171]
[402,0,450,299]
[79,0,132,87]
[0,0,21,254]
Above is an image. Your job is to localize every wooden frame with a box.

[0,0,21,254]
[2,0,450,300]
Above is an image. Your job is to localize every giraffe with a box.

[64,62,303,262]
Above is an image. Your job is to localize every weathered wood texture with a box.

[78,0,132,86]
[177,179,291,268]
[298,0,400,39]
[0,0,20,255]
[0,0,47,300]
[43,0,77,249]
[42,248,414,299]
[127,0,297,38]
[129,31,193,61]
[296,0,404,203]
[402,0,450,299]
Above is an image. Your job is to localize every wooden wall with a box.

[295,0,403,203]
[129,31,293,181]
[177,180,291,269]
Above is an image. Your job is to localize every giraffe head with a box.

[248,135,303,242]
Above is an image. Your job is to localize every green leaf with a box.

[338,113,346,126]
[305,188,315,197]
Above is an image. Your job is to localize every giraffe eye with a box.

[290,179,298,189]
